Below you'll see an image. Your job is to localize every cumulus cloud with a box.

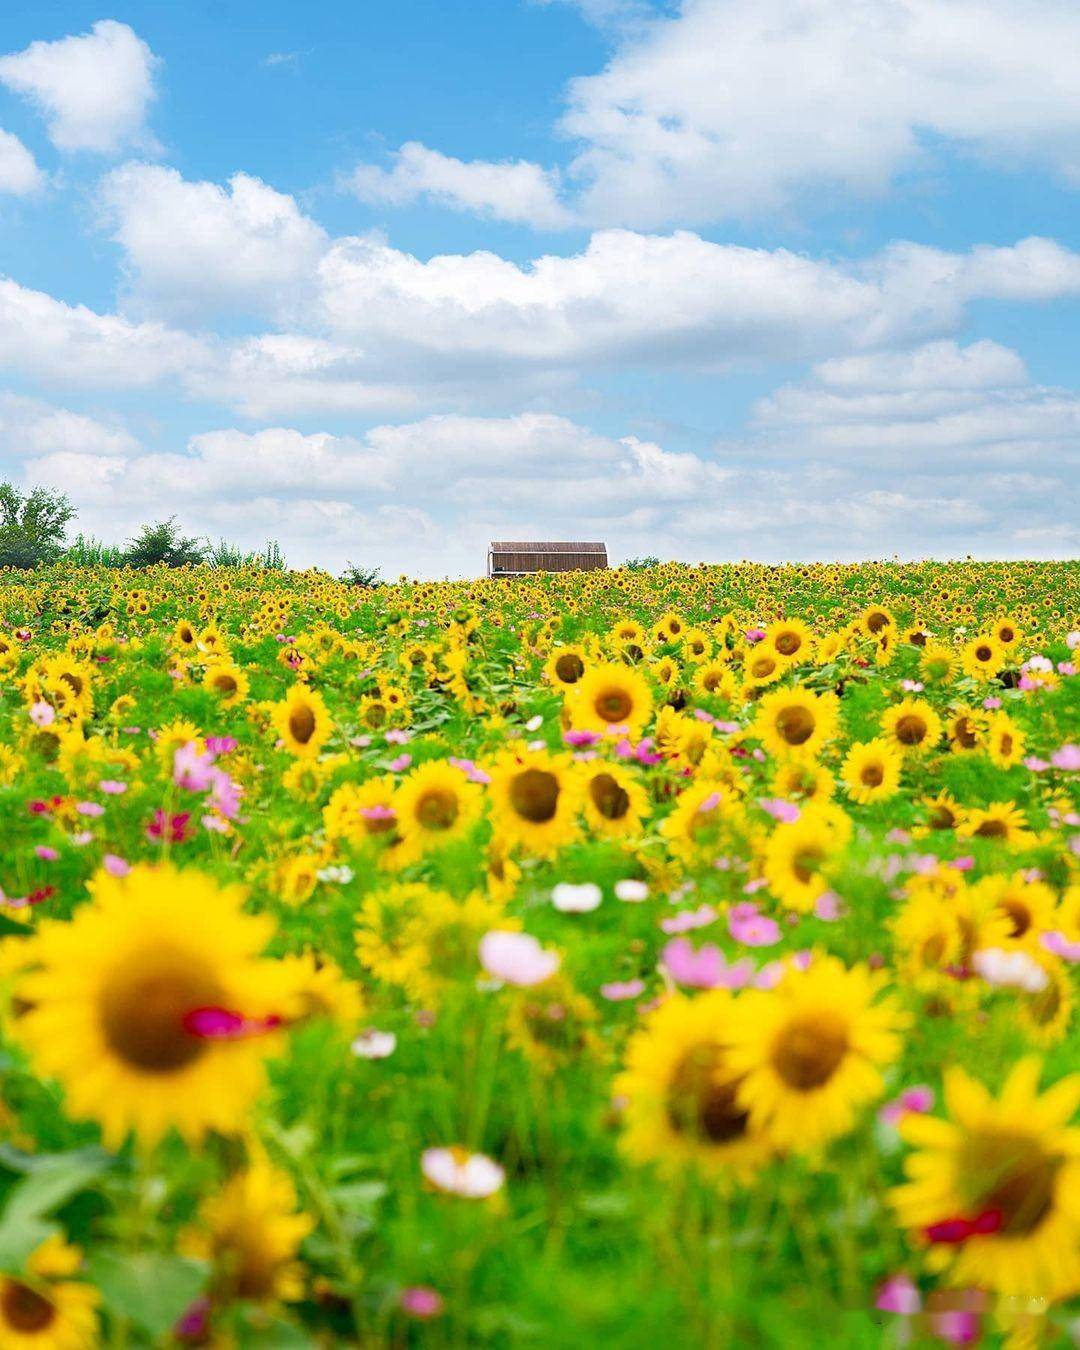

[0,278,206,388]
[0,20,158,155]
[560,0,1080,225]
[348,142,573,229]
[99,164,329,321]
[0,393,140,460]
[0,129,44,195]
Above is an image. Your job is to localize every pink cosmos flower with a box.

[147,809,193,844]
[745,628,766,643]
[758,798,800,823]
[1041,931,1080,962]
[814,891,844,921]
[35,846,58,861]
[204,736,238,755]
[1052,744,1080,771]
[661,939,755,990]
[103,854,130,877]
[563,729,602,748]
[875,1274,921,1316]
[479,931,560,987]
[448,757,491,784]
[1023,756,1050,771]
[879,1085,935,1128]
[728,906,782,947]
[29,701,55,727]
[660,904,717,935]
[400,1287,444,1320]
[388,754,412,773]
[174,742,218,792]
[76,801,104,817]
[600,979,646,1001]
[386,728,412,745]
[98,780,127,794]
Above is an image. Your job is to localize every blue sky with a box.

[1,0,1078,574]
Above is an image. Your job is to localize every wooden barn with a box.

[487,541,608,578]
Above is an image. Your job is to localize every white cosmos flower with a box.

[614,879,649,903]
[351,1029,397,1059]
[422,1147,505,1198]
[479,930,560,987]
[972,947,1049,993]
[552,882,603,913]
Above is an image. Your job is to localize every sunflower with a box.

[985,711,1025,769]
[727,956,907,1152]
[393,760,483,863]
[992,614,1024,650]
[881,698,943,755]
[544,645,589,689]
[15,863,293,1147]
[356,884,510,1004]
[753,687,838,759]
[272,686,331,758]
[742,647,784,688]
[858,606,895,639]
[771,758,835,804]
[919,792,966,834]
[948,706,983,753]
[580,761,649,838]
[692,660,738,701]
[0,1236,99,1349]
[1019,962,1074,1045]
[959,802,1034,847]
[892,1059,1080,1300]
[763,618,815,666]
[919,642,959,684]
[961,634,1005,682]
[840,738,902,805]
[181,1158,313,1306]
[660,779,745,864]
[323,777,401,852]
[567,662,654,738]
[487,747,581,857]
[615,991,772,1178]
[761,811,842,913]
[970,873,1058,949]
[506,973,601,1075]
[203,660,250,707]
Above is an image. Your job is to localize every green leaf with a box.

[0,1149,111,1225]
[87,1252,207,1339]
[0,1214,56,1269]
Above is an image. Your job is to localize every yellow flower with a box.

[202,660,250,706]
[487,747,581,858]
[392,760,483,863]
[763,618,815,665]
[881,698,943,754]
[272,685,331,758]
[959,801,1034,847]
[181,1158,313,1305]
[840,738,903,805]
[858,605,895,639]
[15,863,294,1147]
[985,711,1025,768]
[660,779,744,864]
[761,807,848,913]
[615,990,772,1178]
[727,956,907,1152]
[754,687,838,760]
[893,1059,1080,1300]
[543,645,589,689]
[567,662,653,738]
[323,777,400,851]
[580,760,648,838]
[506,973,601,1075]
[961,633,1005,681]
[970,873,1058,949]
[0,1236,99,1349]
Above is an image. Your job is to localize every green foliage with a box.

[621,555,662,571]
[341,561,383,587]
[64,534,126,568]
[0,481,75,569]
[122,517,207,569]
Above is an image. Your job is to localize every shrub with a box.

[0,482,75,569]
[123,518,207,569]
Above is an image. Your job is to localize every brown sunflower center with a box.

[750,656,776,679]
[776,705,815,746]
[928,802,957,830]
[100,954,224,1073]
[589,772,630,821]
[775,632,801,656]
[772,1011,849,1090]
[288,703,317,745]
[866,611,890,634]
[976,645,993,662]
[213,673,238,696]
[1001,899,1031,938]
[967,1132,1060,1236]
[415,788,459,831]
[860,762,885,787]
[554,653,585,683]
[894,714,927,745]
[666,1046,750,1144]
[2,1280,57,1333]
[595,688,633,724]
[954,717,978,749]
[975,817,1007,839]
[792,846,824,884]
[509,769,560,823]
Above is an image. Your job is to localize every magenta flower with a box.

[35,846,59,862]
[729,908,782,947]
[563,729,602,748]
[400,1287,444,1320]
[147,809,193,844]
[662,939,755,990]
[879,1084,935,1128]
[600,979,646,1001]
[874,1274,921,1316]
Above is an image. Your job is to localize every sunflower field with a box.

[0,558,1078,1347]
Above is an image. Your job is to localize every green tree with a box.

[123,518,207,569]
[0,482,76,568]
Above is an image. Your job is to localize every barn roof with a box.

[490,541,607,553]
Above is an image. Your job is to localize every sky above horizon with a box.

[1,0,1079,576]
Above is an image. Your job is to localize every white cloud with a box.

[348,142,573,229]
[99,164,328,320]
[0,278,206,387]
[0,393,140,460]
[0,20,158,155]
[558,0,1080,226]
[0,129,44,195]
